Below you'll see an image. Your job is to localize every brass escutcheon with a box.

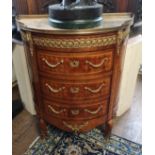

[70,60,79,68]
[71,109,80,115]
[70,87,79,94]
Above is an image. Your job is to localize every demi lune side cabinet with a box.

[17,13,133,137]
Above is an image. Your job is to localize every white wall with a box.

[12,43,36,115]
[116,35,142,116]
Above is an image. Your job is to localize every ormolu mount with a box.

[48,0,103,29]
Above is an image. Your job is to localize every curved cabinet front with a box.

[17,13,133,136]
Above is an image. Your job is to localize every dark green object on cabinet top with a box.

[48,0,103,29]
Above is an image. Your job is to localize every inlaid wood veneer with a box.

[17,13,133,137]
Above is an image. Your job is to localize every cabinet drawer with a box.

[37,50,113,75]
[40,76,111,100]
[44,99,108,120]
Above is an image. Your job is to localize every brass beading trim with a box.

[33,35,117,48]
[21,29,130,54]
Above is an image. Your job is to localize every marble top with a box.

[16,13,133,34]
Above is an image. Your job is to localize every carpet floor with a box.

[24,126,142,155]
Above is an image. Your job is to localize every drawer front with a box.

[40,77,111,100]
[44,99,108,120]
[37,50,113,75]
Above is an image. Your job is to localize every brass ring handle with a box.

[63,121,88,132]
[42,58,64,68]
[85,58,108,68]
[48,105,66,114]
[45,83,65,93]
[84,83,106,93]
[70,87,79,94]
[71,109,79,115]
[84,106,102,115]
[70,60,79,68]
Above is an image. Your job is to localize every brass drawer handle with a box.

[45,83,65,93]
[70,87,79,94]
[42,58,64,68]
[84,83,106,93]
[71,109,79,115]
[48,105,66,114]
[84,106,102,115]
[85,58,108,68]
[70,60,79,68]
[63,121,88,132]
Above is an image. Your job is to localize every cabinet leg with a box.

[39,118,47,138]
[104,120,113,139]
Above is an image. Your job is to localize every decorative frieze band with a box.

[33,35,117,49]
[21,28,130,54]
[21,31,117,48]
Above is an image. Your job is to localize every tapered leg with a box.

[104,120,113,139]
[39,118,48,138]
